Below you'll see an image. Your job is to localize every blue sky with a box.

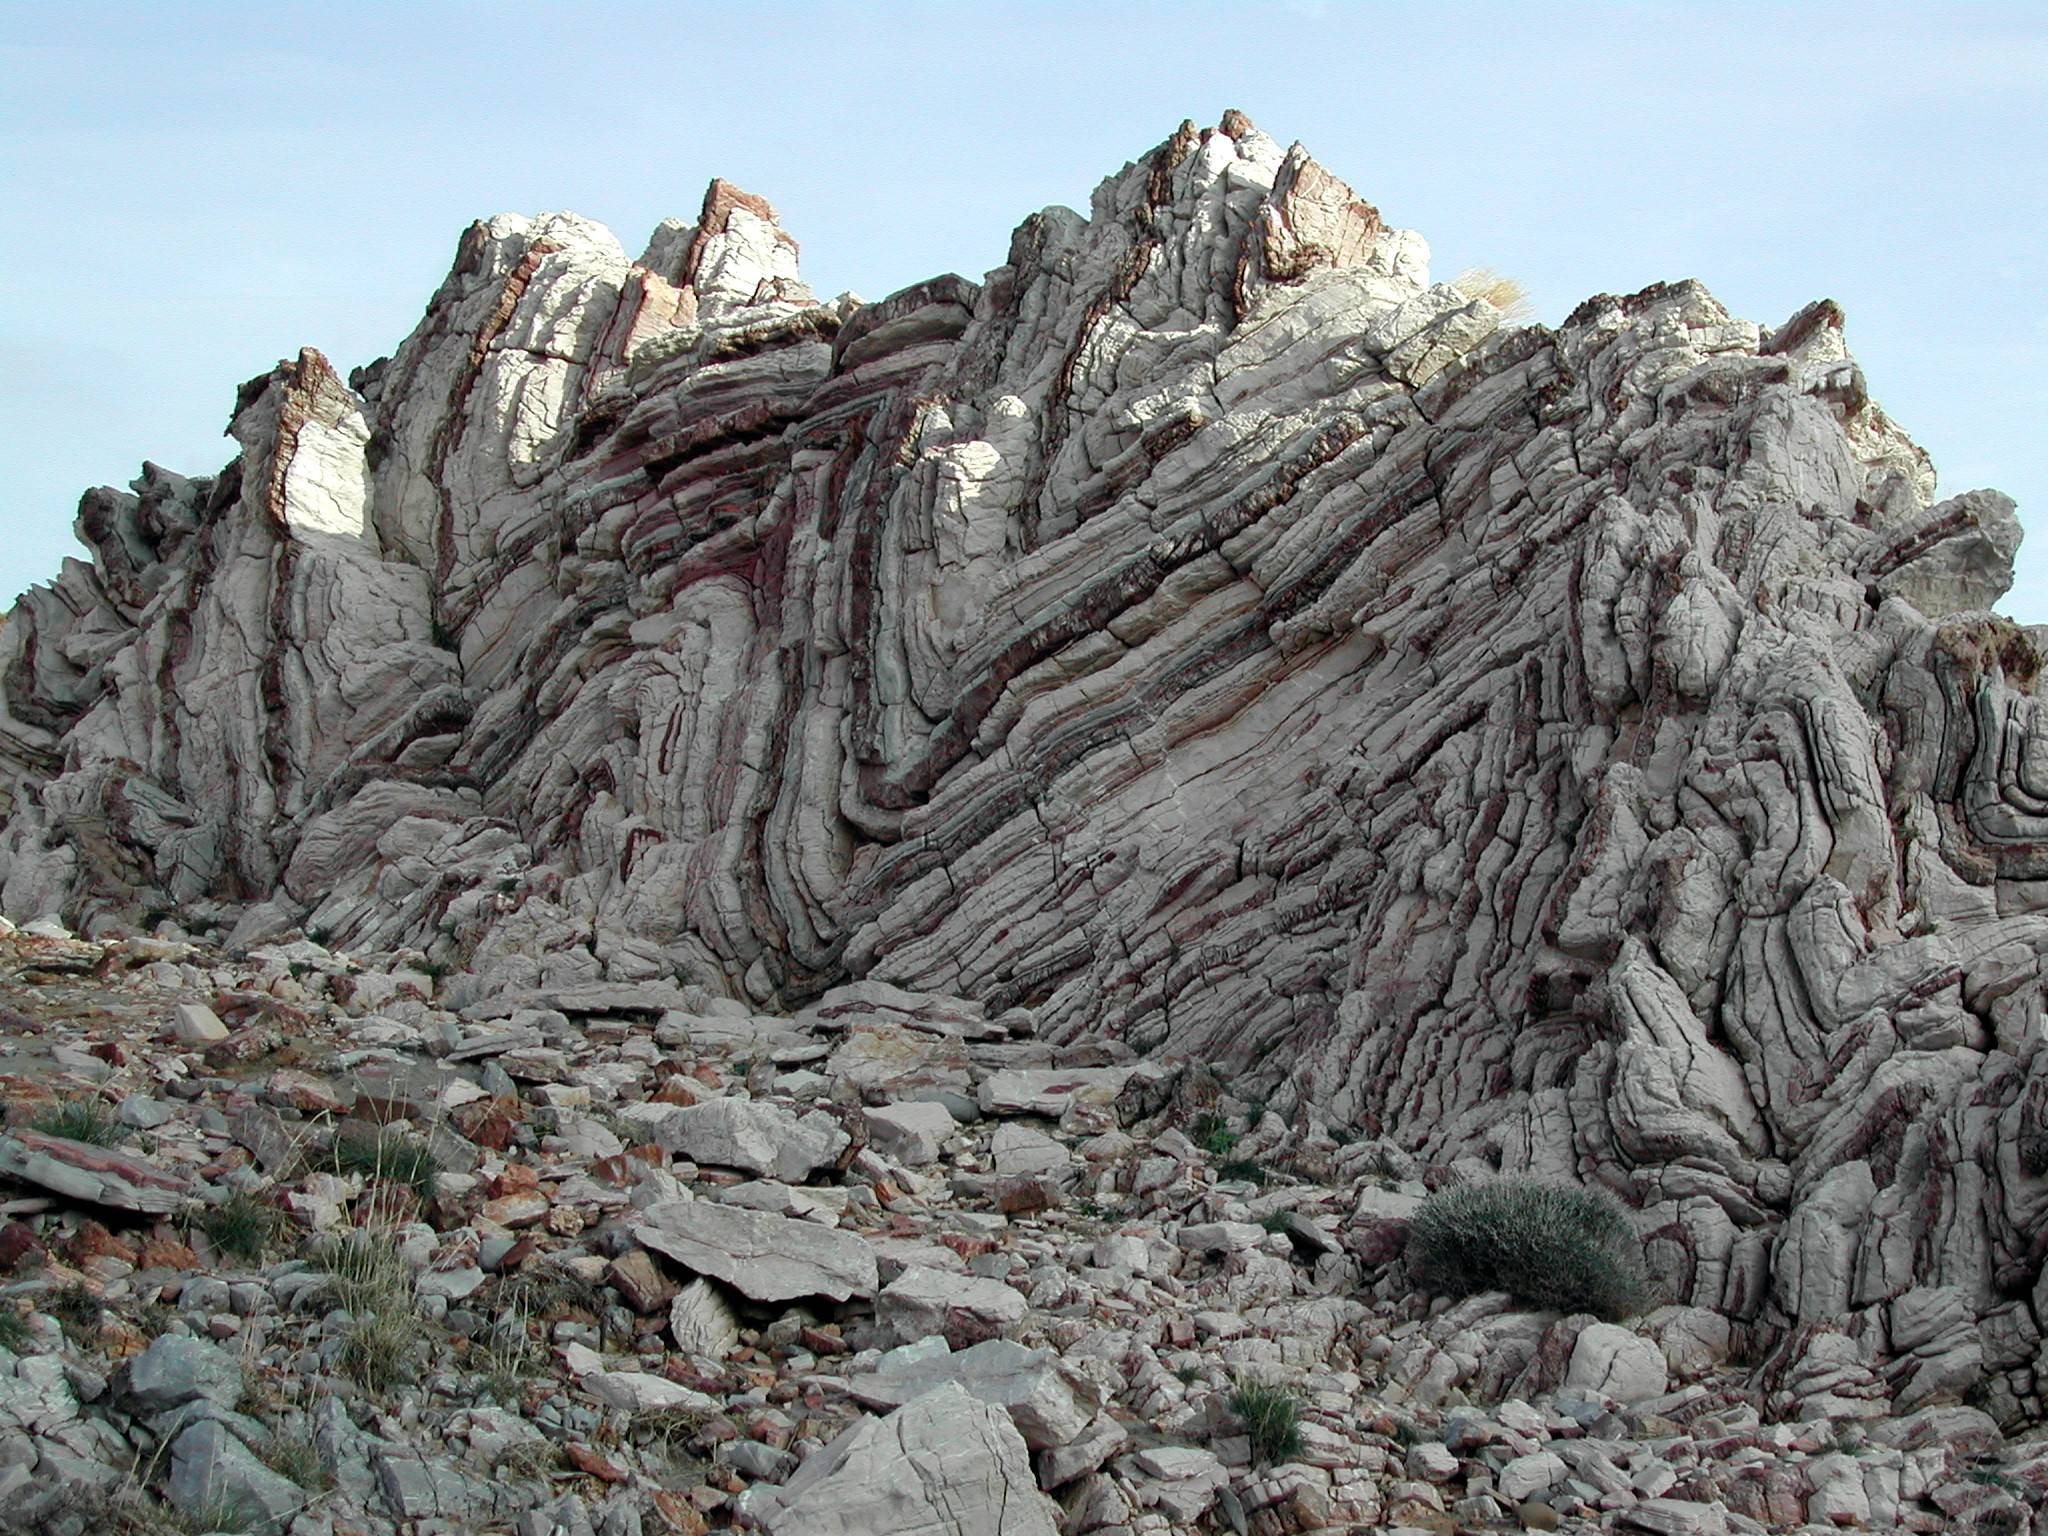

[4,2,2043,617]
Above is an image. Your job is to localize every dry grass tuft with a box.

[1451,267,1534,323]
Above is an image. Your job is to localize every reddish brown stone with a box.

[204,1026,281,1068]
[453,1100,516,1151]
[137,1234,200,1271]
[991,1174,1061,1214]
[608,1249,677,1314]
[566,1442,628,1483]
[648,1488,709,1535]
[0,1221,46,1269]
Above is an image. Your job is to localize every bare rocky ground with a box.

[0,919,2037,1536]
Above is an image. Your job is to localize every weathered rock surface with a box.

[756,1381,1059,1536]
[633,1197,877,1302]
[2,110,2046,1418]
[0,917,2041,1535]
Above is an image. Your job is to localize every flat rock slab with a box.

[0,1129,192,1213]
[663,1096,848,1182]
[634,1198,877,1302]
[976,1067,1135,1119]
[762,1380,1058,1536]
[849,1337,1099,1449]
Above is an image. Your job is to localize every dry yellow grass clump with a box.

[1451,266,1534,322]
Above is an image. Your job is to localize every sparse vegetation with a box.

[0,1306,27,1353]
[1451,266,1534,322]
[328,1126,441,1206]
[1228,1377,1305,1465]
[199,1191,284,1262]
[1404,1178,1649,1321]
[176,1493,259,1534]
[46,1280,105,1345]
[1218,1157,1272,1186]
[312,1227,420,1391]
[1192,1113,1238,1159]
[312,1226,411,1311]
[473,1288,545,1402]
[259,1430,332,1492]
[633,1404,710,1475]
[32,1096,119,1146]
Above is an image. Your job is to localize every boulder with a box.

[862,1101,956,1167]
[761,1381,1058,1535]
[1564,1323,1668,1405]
[661,1097,848,1182]
[125,1334,243,1412]
[633,1198,877,1302]
[849,1336,1100,1449]
[0,1130,192,1214]
[166,1421,306,1533]
[875,1265,1026,1347]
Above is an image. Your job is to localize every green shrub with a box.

[31,1098,118,1146]
[0,1307,26,1353]
[199,1191,284,1262]
[312,1226,419,1391]
[1192,1113,1238,1158]
[328,1126,441,1205]
[1227,1377,1304,1464]
[1404,1178,1648,1320]
[311,1227,411,1313]
[258,1431,333,1492]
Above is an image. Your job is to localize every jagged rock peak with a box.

[0,113,2041,1421]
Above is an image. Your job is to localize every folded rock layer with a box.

[4,115,2045,1400]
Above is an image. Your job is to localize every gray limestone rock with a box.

[124,1334,243,1413]
[875,1265,1027,1348]
[848,1337,1100,1449]
[4,112,2046,1389]
[633,1198,877,1302]
[760,1381,1059,1535]
[166,1421,305,1533]
[658,1096,848,1182]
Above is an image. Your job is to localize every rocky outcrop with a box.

[3,114,2045,1416]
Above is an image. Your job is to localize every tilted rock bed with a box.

[0,921,2038,1535]
[7,107,2048,1425]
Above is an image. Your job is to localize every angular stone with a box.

[1497,1451,1566,1501]
[1564,1323,1667,1405]
[167,1420,306,1533]
[1616,1497,1731,1535]
[848,1337,1100,1450]
[634,1198,876,1302]
[583,1371,718,1414]
[976,1067,1135,1120]
[862,1101,956,1167]
[172,1002,229,1044]
[0,1130,192,1214]
[669,1277,743,1356]
[125,1334,244,1412]
[374,1447,513,1524]
[761,1381,1058,1535]
[662,1097,849,1182]
[875,1264,1028,1349]
[607,1249,678,1314]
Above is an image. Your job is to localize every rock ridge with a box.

[2,112,2045,1421]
